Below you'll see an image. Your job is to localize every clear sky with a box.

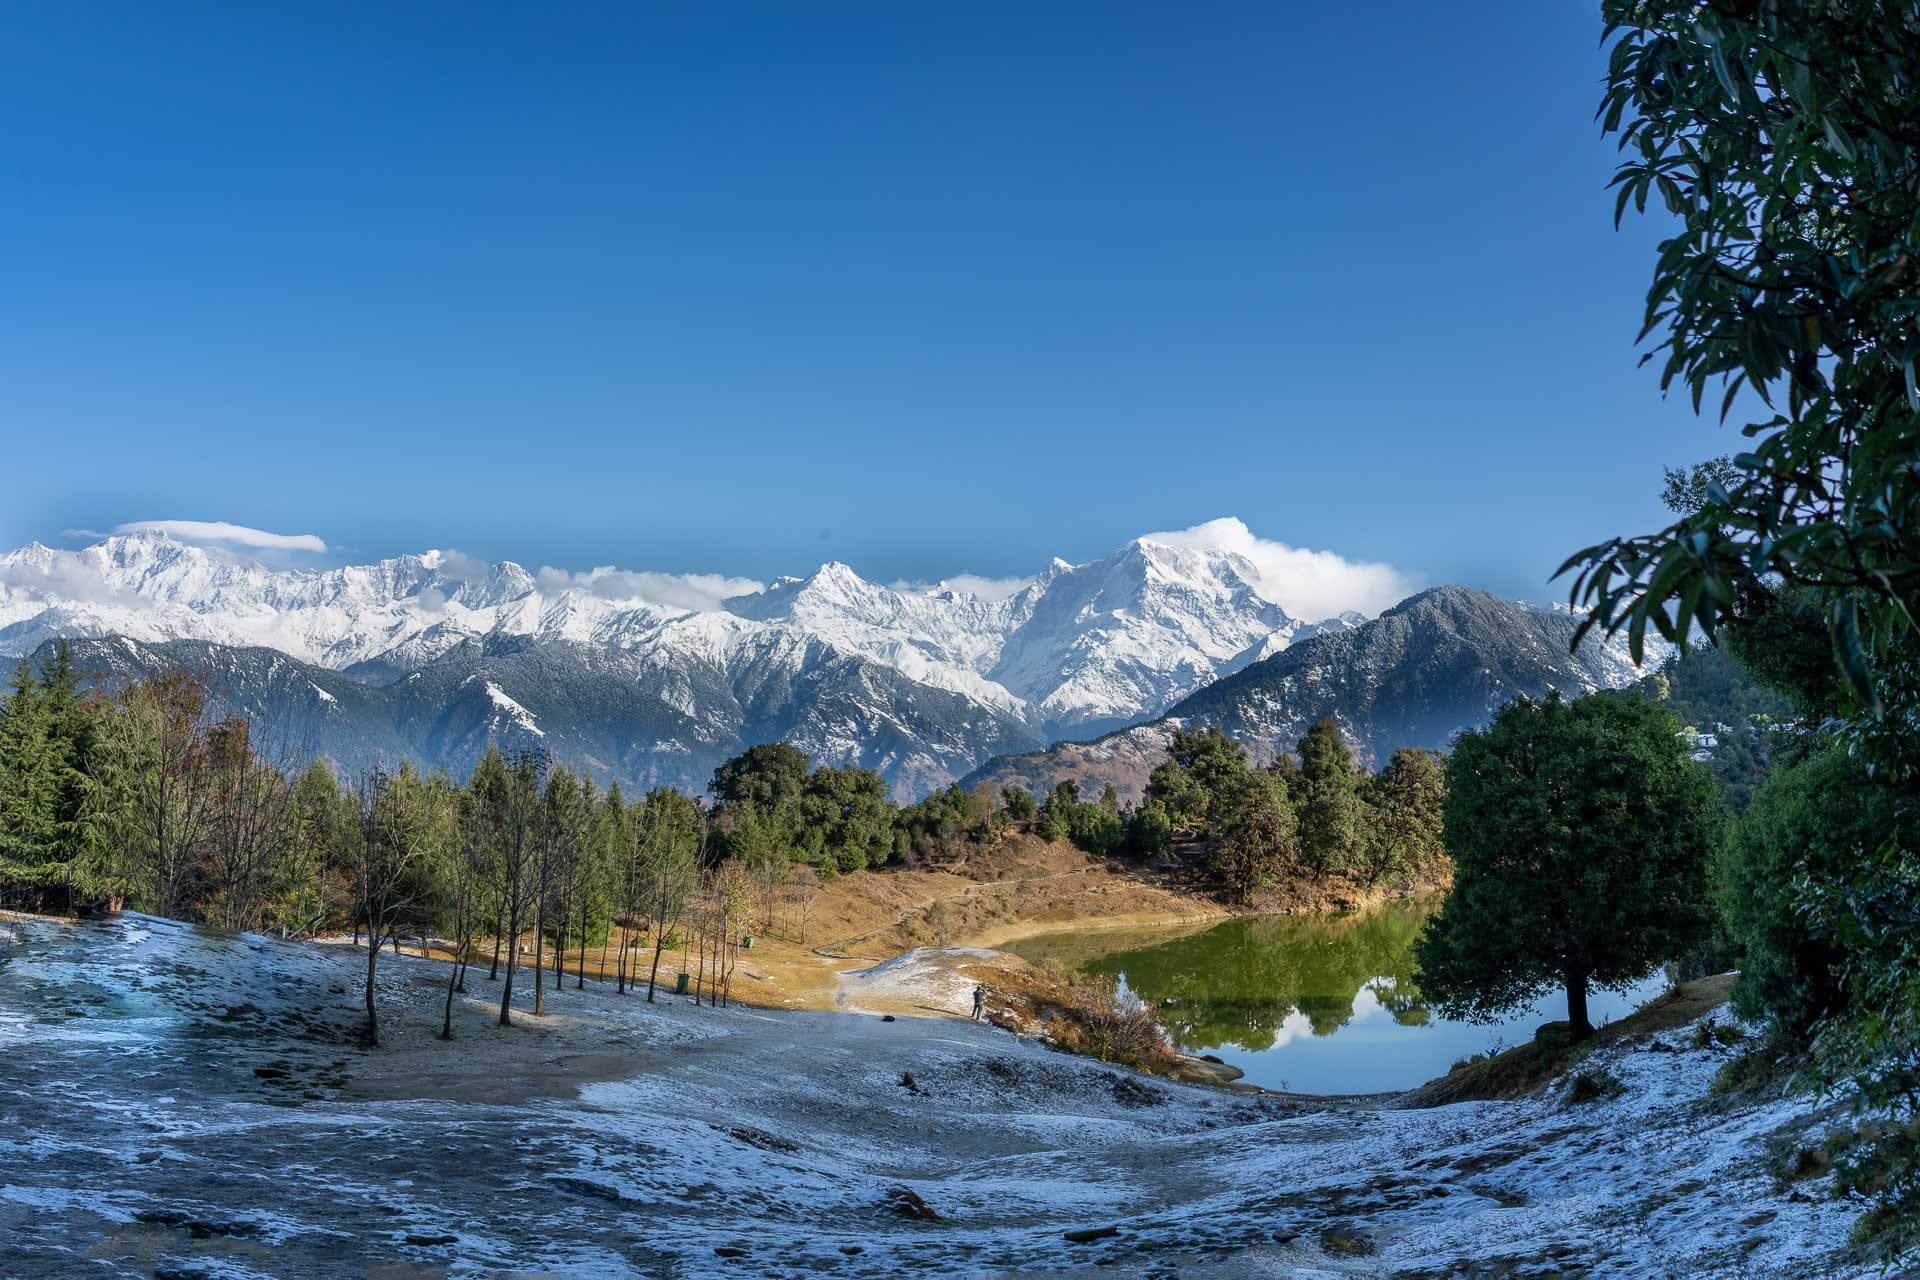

[0,3,1724,606]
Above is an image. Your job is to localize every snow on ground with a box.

[838,946,1009,1016]
[0,915,1873,1278]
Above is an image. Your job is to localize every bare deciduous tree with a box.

[342,767,433,1046]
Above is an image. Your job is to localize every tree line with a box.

[1016,723,1447,905]
[0,643,1445,1042]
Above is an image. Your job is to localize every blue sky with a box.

[0,3,1724,608]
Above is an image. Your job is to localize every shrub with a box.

[1715,746,1892,1037]
[1565,1071,1623,1105]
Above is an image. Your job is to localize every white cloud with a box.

[0,549,146,608]
[536,565,766,613]
[1139,516,1421,620]
[890,574,1034,602]
[114,520,327,554]
[430,549,493,581]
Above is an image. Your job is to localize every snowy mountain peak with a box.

[0,521,1440,753]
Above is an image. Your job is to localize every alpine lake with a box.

[1002,898,1667,1095]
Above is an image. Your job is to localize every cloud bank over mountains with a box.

[111,520,330,554]
[1139,517,1421,620]
[34,514,1419,623]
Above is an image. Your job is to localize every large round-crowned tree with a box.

[1415,692,1723,1040]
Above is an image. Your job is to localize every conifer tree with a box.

[1294,720,1359,873]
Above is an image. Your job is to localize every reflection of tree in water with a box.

[1076,900,1438,1052]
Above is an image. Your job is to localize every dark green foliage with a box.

[1416,693,1724,1039]
[1627,643,1795,812]
[1209,773,1295,905]
[1357,749,1446,886]
[1099,720,1446,902]
[1720,586,1850,728]
[797,765,893,873]
[1294,720,1360,874]
[710,747,894,873]
[1144,727,1248,829]
[895,783,995,867]
[1125,801,1172,860]
[708,743,811,828]
[1567,2,1920,712]
[0,643,107,908]
[1716,747,1890,1036]
[1041,780,1122,856]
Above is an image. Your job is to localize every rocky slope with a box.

[46,633,1045,799]
[963,586,1655,802]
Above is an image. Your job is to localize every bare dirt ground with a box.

[1,911,1876,1279]
[401,836,1236,1020]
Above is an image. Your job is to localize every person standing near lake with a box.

[971,985,985,1021]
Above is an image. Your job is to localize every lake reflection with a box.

[1004,899,1665,1095]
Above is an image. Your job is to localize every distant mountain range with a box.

[1,531,1654,798]
[961,585,1652,803]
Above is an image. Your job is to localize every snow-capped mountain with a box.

[0,528,1654,797]
[964,586,1665,804]
[0,527,1349,742]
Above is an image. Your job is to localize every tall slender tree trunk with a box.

[364,928,382,1047]
[615,924,628,994]
[498,909,520,1027]
[441,887,467,1040]
[647,932,668,1003]
[576,897,587,990]
[489,902,504,981]
[532,905,547,1016]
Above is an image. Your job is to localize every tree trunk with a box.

[489,903,504,981]
[364,928,381,1047]
[576,897,588,990]
[441,887,467,1040]
[498,911,520,1027]
[647,934,667,1003]
[532,905,547,1016]
[615,924,628,994]
[1565,967,1593,1041]
[441,939,459,1040]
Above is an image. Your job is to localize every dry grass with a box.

[965,960,1177,1075]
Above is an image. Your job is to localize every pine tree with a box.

[1294,720,1359,873]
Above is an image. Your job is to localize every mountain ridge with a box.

[959,585,1653,803]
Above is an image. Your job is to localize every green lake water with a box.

[1004,898,1666,1095]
